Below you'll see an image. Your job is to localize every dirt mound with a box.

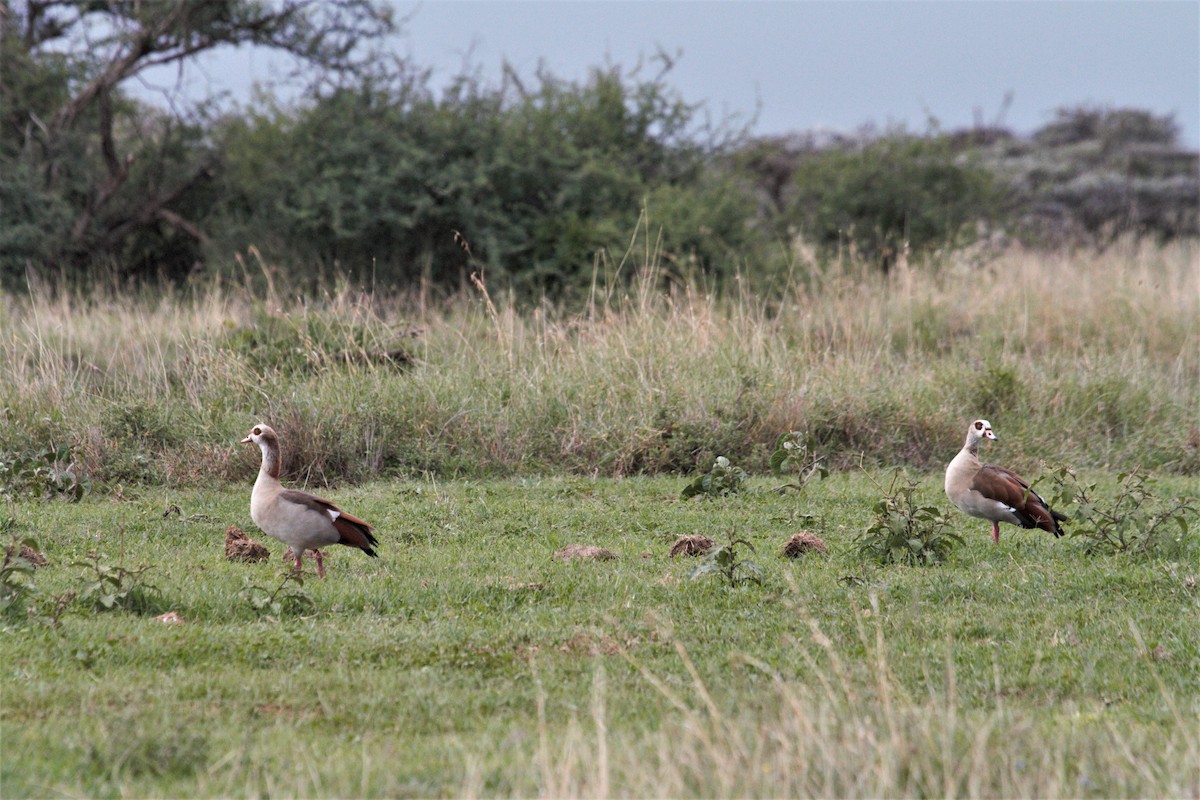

[224,526,271,562]
[668,535,714,557]
[783,531,828,557]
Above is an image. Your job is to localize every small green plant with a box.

[1045,465,1197,556]
[0,446,85,501]
[769,431,829,494]
[241,570,315,618]
[1,536,39,623]
[856,470,962,566]
[682,456,748,499]
[688,529,762,587]
[73,552,161,613]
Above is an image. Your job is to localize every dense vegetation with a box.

[2,0,1197,294]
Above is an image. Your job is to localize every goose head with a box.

[240,423,279,448]
[965,419,996,449]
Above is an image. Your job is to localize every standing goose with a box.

[945,419,1066,543]
[241,424,378,577]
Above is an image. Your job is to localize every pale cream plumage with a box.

[241,424,378,577]
[945,419,1066,543]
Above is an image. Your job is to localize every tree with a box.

[213,62,757,297]
[0,0,394,285]
[786,132,1002,271]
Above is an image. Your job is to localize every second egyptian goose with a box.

[240,424,378,577]
[944,419,1067,543]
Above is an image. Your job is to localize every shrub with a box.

[1044,465,1198,557]
[856,470,962,566]
[786,132,1002,270]
[214,64,754,297]
[769,431,828,493]
[0,536,39,623]
[0,445,85,501]
[73,552,162,614]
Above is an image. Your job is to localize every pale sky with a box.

[150,1,1200,147]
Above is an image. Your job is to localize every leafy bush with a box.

[214,64,754,297]
[1044,465,1197,557]
[856,471,962,566]
[0,446,85,501]
[682,456,748,499]
[785,132,1002,269]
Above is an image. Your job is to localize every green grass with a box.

[3,473,1198,797]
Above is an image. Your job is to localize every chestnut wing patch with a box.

[277,490,378,556]
[973,464,1064,535]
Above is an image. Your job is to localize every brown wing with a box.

[331,512,378,556]
[974,464,1065,536]
[278,490,379,555]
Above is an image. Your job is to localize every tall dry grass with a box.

[0,239,1196,486]
[481,607,1199,798]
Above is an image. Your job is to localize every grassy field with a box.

[0,239,1197,485]
[1,240,1198,796]
[2,472,1198,797]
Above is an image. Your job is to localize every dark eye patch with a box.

[974,421,983,430]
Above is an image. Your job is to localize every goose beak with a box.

[240,435,253,444]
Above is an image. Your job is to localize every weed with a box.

[30,590,75,629]
[855,470,962,566]
[1045,464,1198,556]
[688,529,762,587]
[241,569,315,618]
[73,552,161,613]
[769,431,828,494]
[0,445,85,501]
[681,456,747,499]
[1,536,39,623]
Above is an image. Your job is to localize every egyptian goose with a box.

[944,419,1066,543]
[240,424,378,577]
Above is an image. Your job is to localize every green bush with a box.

[785,132,1002,269]
[855,470,962,566]
[212,65,756,297]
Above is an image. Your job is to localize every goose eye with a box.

[974,421,983,430]
[253,427,262,435]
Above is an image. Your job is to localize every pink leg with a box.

[293,549,304,574]
[992,522,1001,543]
[314,549,326,579]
